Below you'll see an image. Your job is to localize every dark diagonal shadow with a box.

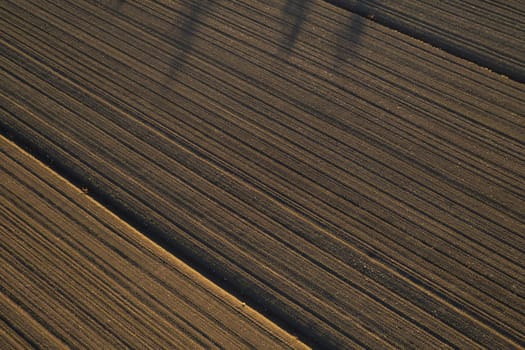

[325,0,380,62]
[112,0,126,10]
[278,0,375,63]
[166,2,216,81]
[280,0,313,53]
[335,13,365,62]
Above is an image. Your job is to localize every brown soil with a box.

[1,0,524,348]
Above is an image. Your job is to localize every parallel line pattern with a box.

[1,0,524,348]
[325,0,525,82]
[0,136,306,349]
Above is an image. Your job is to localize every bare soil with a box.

[1,0,524,348]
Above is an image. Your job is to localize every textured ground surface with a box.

[328,0,525,82]
[1,0,524,349]
[0,136,307,349]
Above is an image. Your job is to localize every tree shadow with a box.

[112,0,126,10]
[166,2,215,80]
[334,12,365,62]
[160,0,216,84]
[280,0,313,54]
[278,0,379,64]
[161,1,376,81]
[108,0,208,84]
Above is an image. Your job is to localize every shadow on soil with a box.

[110,0,381,75]
[112,0,126,10]
[165,2,216,79]
[280,0,313,53]
[334,11,365,61]
[101,1,378,348]
[109,1,374,78]
[279,0,374,63]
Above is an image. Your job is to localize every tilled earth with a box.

[1,0,524,349]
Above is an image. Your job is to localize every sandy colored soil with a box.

[0,136,308,349]
[1,0,524,349]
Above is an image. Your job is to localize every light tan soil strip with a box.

[1,1,524,348]
[0,136,307,350]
